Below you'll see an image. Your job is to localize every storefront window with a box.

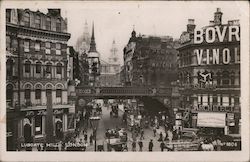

[67,114,75,129]
[35,115,42,135]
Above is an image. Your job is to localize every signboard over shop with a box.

[23,109,68,117]
[197,112,226,128]
[193,105,240,113]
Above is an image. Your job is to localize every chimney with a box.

[209,20,215,26]
[187,19,196,33]
[48,9,61,17]
[214,8,223,25]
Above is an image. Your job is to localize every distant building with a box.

[123,30,179,87]
[87,22,101,86]
[75,20,91,56]
[6,9,75,150]
[100,40,121,87]
[177,8,240,135]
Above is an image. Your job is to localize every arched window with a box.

[24,88,31,100]
[56,18,61,32]
[24,61,31,73]
[46,62,52,74]
[6,59,13,77]
[36,61,42,73]
[46,17,51,30]
[24,12,30,26]
[35,89,41,100]
[56,63,62,74]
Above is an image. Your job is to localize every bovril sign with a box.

[194,25,240,65]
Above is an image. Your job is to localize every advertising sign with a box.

[197,112,226,128]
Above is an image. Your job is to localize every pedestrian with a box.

[84,133,88,142]
[148,139,154,152]
[132,141,136,152]
[160,141,165,152]
[158,132,163,142]
[140,129,144,140]
[138,140,143,151]
[89,134,93,145]
[153,127,156,137]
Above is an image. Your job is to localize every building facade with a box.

[100,40,121,87]
[177,8,241,136]
[123,30,179,87]
[6,9,75,149]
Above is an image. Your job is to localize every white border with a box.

[0,1,249,162]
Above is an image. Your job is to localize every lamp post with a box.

[89,116,100,151]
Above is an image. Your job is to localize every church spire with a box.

[89,22,97,52]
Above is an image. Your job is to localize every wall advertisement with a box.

[197,112,226,128]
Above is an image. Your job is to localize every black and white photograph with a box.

[0,1,249,162]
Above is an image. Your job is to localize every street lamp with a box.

[89,116,100,151]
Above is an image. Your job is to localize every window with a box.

[24,89,31,100]
[24,12,30,26]
[6,59,13,77]
[45,42,51,54]
[222,71,230,85]
[24,40,30,52]
[56,43,61,55]
[6,9,11,22]
[56,18,61,32]
[35,42,40,51]
[24,61,31,73]
[6,36,11,50]
[222,96,229,106]
[6,85,13,101]
[46,17,51,30]
[35,116,42,135]
[56,63,62,74]
[35,89,41,99]
[46,63,52,74]
[56,89,62,98]
[35,15,41,28]
[36,62,41,73]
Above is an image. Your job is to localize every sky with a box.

[36,2,243,63]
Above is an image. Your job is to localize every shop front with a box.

[192,105,241,136]
[20,107,75,143]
